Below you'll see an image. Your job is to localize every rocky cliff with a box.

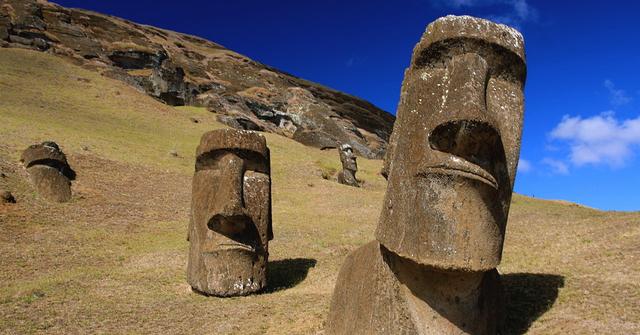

[0,0,394,158]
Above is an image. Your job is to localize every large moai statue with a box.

[21,141,75,202]
[326,16,526,334]
[187,129,273,296]
[337,144,359,187]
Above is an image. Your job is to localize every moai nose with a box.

[219,154,246,217]
[441,53,490,121]
[427,53,503,186]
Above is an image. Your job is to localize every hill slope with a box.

[0,0,394,158]
[1,49,639,334]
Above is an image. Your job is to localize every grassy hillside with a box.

[0,48,638,334]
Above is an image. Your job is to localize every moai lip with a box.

[187,129,273,297]
[21,141,75,203]
[327,15,526,335]
[337,143,359,187]
[376,15,526,272]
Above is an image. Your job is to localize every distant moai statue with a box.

[21,141,75,202]
[326,16,526,334]
[187,129,273,296]
[337,143,359,187]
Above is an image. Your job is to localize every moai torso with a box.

[327,15,526,335]
[21,141,75,202]
[187,129,273,296]
[337,144,359,187]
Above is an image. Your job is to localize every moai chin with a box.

[327,16,525,334]
[337,144,359,187]
[21,141,75,202]
[187,129,273,297]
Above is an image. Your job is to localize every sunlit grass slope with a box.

[0,48,638,334]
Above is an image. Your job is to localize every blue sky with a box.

[53,0,640,211]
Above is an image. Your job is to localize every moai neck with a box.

[383,247,502,334]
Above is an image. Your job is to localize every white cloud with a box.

[345,57,355,67]
[604,80,632,106]
[434,0,538,29]
[549,113,640,167]
[518,158,532,173]
[542,158,569,175]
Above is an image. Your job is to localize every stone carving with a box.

[326,16,526,334]
[21,141,75,202]
[187,129,273,296]
[337,144,359,187]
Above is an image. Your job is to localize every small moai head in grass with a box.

[21,141,75,202]
[376,16,526,271]
[187,129,273,296]
[337,143,359,187]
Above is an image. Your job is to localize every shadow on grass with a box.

[502,273,565,335]
[264,258,317,293]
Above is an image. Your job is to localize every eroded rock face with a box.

[0,0,394,158]
[327,16,526,334]
[337,144,358,187]
[21,141,75,202]
[187,129,273,296]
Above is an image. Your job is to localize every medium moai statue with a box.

[326,16,526,334]
[337,144,359,187]
[187,129,273,296]
[21,141,75,202]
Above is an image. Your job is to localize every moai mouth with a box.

[423,119,508,190]
[207,214,260,252]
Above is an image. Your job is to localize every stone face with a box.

[21,142,74,202]
[327,16,525,334]
[27,165,72,202]
[187,129,273,296]
[376,15,526,271]
[337,144,359,187]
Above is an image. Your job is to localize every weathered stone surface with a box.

[292,129,338,150]
[0,0,395,158]
[187,129,273,296]
[327,241,502,335]
[27,165,71,202]
[327,16,525,334]
[20,141,75,180]
[21,141,74,202]
[377,15,526,272]
[337,144,359,187]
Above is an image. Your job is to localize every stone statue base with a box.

[326,241,503,335]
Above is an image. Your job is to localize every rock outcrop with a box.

[0,0,394,158]
[327,16,526,334]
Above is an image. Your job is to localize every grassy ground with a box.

[0,48,638,334]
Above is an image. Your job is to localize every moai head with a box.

[339,144,357,172]
[337,144,359,187]
[187,129,273,296]
[21,141,75,202]
[376,16,526,271]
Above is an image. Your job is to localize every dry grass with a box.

[0,48,638,334]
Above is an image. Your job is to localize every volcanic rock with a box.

[0,0,394,158]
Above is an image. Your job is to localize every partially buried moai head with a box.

[21,141,75,202]
[376,16,526,271]
[187,129,273,296]
[339,144,357,172]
